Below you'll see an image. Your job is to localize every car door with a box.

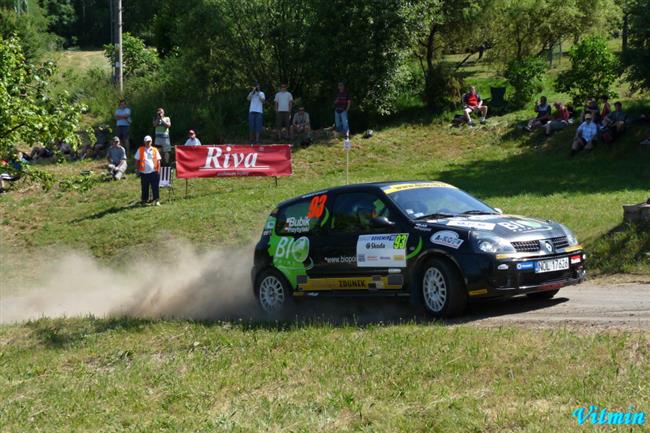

[307,191,407,291]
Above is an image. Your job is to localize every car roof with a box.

[276,180,455,208]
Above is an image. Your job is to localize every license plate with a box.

[535,257,569,273]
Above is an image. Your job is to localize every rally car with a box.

[251,181,586,317]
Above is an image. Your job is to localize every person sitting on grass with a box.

[106,136,127,180]
[581,98,600,124]
[600,95,611,120]
[462,86,488,126]
[291,107,311,140]
[602,101,627,140]
[525,96,552,131]
[184,129,202,146]
[571,113,598,156]
[544,102,571,137]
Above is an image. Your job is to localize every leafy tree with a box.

[0,36,86,172]
[0,1,60,59]
[556,36,620,104]
[623,0,650,90]
[38,0,76,46]
[504,57,547,107]
[104,32,159,78]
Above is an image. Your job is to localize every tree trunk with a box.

[622,12,629,52]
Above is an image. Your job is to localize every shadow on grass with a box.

[70,202,142,222]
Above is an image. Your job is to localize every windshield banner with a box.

[175,145,292,178]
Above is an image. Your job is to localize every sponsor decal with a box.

[284,216,311,233]
[297,276,403,291]
[382,182,456,194]
[307,194,327,218]
[176,145,292,178]
[430,230,464,249]
[447,220,496,230]
[516,262,534,270]
[268,234,312,287]
[324,256,357,264]
[338,279,367,289]
[357,233,409,268]
[262,216,276,236]
[469,289,488,296]
[572,405,646,426]
[570,254,582,264]
[498,220,552,233]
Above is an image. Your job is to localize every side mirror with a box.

[494,208,503,214]
[370,216,396,228]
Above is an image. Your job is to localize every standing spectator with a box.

[135,135,162,206]
[114,99,132,154]
[544,102,571,136]
[462,86,488,126]
[247,81,266,144]
[107,136,127,180]
[184,129,202,146]
[274,83,293,140]
[334,82,351,138]
[291,107,311,139]
[571,113,598,156]
[525,96,552,131]
[152,107,172,165]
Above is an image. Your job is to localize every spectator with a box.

[115,99,132,154]
[544,102,571,136]
[462,86,488,126]
[184,129,201,146]
[274,83,293,140]
[602,101,627,141]
[107,136,127,180]
[247,81,265,145]
[291,107,311,139]
[600,95,611,120]
[581,98,600,123]
[29,146,53,161]
[525,96,552,131]
[135,135,162,206]
[334,82,351,138]
[571,113,598,156]
[152,107,172,165]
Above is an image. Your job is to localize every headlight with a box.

[472,232,516,254]
[560,224,579,246]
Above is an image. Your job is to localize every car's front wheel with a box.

[420,258,467,318]
[526,289,560,300]
[255,269,292,315]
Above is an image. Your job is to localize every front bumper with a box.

[460,250,587,298]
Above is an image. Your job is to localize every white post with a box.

[343,137,351,184]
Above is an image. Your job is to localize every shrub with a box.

[104,33,159,79]
[504,57,547,108]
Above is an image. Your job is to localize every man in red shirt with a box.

[462,86,488,126]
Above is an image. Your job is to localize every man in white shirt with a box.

[247,81,265,145]
[184,129,201,146]
[114,99,131,154]
[274,83,293,140]
[571,113,598,156]
[134,135,162,206]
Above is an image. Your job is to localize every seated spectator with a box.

[184,129,202,146]
[0,158,22,193]
[462,86,488,126]
[602,101,627,138]
[29,146,53,161]
[544,102,571,136]
[107,136,127,180]
[581,98,600,124]
[291,107,311,139]
[600,95,611,120]
[525,96,552,131]
[571,113,598,156]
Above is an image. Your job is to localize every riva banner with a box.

[175,145,292,178]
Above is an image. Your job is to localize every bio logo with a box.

[276,236,310,263]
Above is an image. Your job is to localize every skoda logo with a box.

[543,241,553,253]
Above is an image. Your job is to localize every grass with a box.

[0,317,648,432]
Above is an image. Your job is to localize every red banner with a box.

[175,145,292,178]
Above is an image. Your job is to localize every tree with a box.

[504,57,547,108]
[556,36,620,104]
[104,32,159,78]
[0,36,86,170]
[623,0,650,90]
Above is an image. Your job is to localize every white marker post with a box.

[343,137,351,184]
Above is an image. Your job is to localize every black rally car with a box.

[252,181,586,317]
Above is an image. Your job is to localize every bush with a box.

[104,33,159,79]
[556,36,620,104]
[504,57,547,109]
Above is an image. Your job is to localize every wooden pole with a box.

[185,179,188,198]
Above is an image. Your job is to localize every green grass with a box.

[0,317,648,432]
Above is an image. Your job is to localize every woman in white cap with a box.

[134,135,162,206]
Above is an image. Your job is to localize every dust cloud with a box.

[0,243,259,324]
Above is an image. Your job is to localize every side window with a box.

[276,194,328,235]
[330,192,392,233]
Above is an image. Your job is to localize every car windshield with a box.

[387,187,496,219]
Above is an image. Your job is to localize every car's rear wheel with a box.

[255,269,292,315]
[526,289,560,300]
[420,258,466,318]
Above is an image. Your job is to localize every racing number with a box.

[307,194,327,219]
[393,234,408,249]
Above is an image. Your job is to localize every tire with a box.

[420,258,467,318]
[254,268,293,315]
[526,289,560,300]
